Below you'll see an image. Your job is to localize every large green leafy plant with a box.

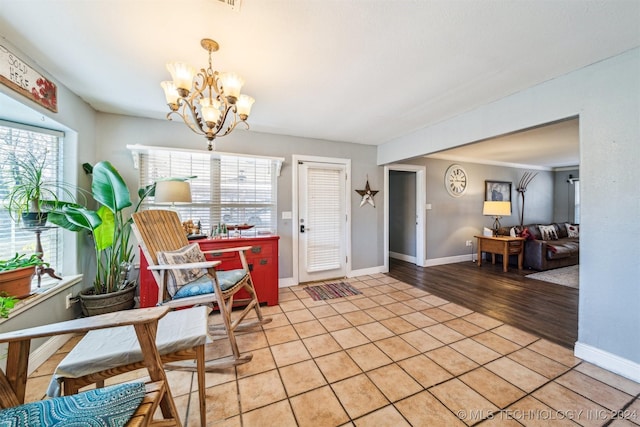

[49,161,151,294]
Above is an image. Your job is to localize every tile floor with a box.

[26,274,640,426]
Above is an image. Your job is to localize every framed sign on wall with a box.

[0,45,58,112]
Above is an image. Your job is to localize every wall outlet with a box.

[65,293,73,309]
[465,240,473,247]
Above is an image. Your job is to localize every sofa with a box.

[497,223,579,271]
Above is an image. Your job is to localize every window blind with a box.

[0,121,64,280]
[136,147,280,235]
[306,167,343,272]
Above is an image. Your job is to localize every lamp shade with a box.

[154,181,192,204]
[483,201,511,216]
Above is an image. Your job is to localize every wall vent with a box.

[216,0,242,12]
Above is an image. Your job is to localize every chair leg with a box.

[205,292,254,368]
[238,275,272,327]
[196,345,206,427]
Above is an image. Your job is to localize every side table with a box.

[475,235,525,272]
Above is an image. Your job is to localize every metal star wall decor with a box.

[356,180,378,207]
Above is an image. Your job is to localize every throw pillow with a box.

[538,224,558,241]
[0,381,145,426]
[565,223,580,238]
[157,243,207,296]
[173,275,214,299]
[519,227,534,240]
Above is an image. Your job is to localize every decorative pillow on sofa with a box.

[538,224,558,241]
[519,227,534,240]
[565,223,580,238]
[157,243,207,296]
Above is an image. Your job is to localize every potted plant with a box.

[46,161,146,315]
[3,149,77,227]
[0,253,48,299]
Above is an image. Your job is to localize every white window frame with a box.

[128,144,283,236]
[0,120,65,288]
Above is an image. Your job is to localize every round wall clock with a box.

[445,164,468,197]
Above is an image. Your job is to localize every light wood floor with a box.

[387,258,578,348]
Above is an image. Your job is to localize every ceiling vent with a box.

[216,0,241,12]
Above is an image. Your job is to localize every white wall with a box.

[378,48,640,380]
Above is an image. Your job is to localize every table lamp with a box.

[154,181,192,207]
[483,201,511,236]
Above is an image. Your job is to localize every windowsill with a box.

[1,274,83,322]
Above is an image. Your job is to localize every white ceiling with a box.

[428,117,580,170]
[1,0,638,167]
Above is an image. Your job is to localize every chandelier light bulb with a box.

[199,97,222,124]
[219,72,244,101]
[160,81,179,105]
[236,94,255,120]
[166,62,196,93]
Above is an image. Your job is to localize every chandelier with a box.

[161,38,255,151]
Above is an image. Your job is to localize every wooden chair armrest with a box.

[0,307,170,343]
[148,260,221,271]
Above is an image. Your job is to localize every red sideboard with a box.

[138,235,280,308]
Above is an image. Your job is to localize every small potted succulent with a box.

[0,253,48,299]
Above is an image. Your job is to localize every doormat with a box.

[526,265,579,289]
[304,282,362,301]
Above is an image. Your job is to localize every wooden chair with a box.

[50,306,209,427]
[131,209,271,368]
[0,306,181,426]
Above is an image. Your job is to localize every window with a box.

[134,146,282,236]
[0,121,64,283]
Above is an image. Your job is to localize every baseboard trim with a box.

[28,334,72,376]
[425,254,473,266]
[389,252,416,264]
[278,277,297,288]
[574,341,640,383]
[279,265,387,288]
[349,265,386,278]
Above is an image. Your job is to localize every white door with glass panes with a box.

[298,162,347,283]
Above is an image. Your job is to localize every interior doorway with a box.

[389,171,417,263]
[383,164,426,271]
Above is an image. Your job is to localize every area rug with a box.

[526,265,579,288]
[304,282,362,301]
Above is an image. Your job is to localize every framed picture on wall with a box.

[485,180,512,202]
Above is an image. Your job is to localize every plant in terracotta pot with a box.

[47,161,171,315]
[0,253,49,299]
[3,149,77,227]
